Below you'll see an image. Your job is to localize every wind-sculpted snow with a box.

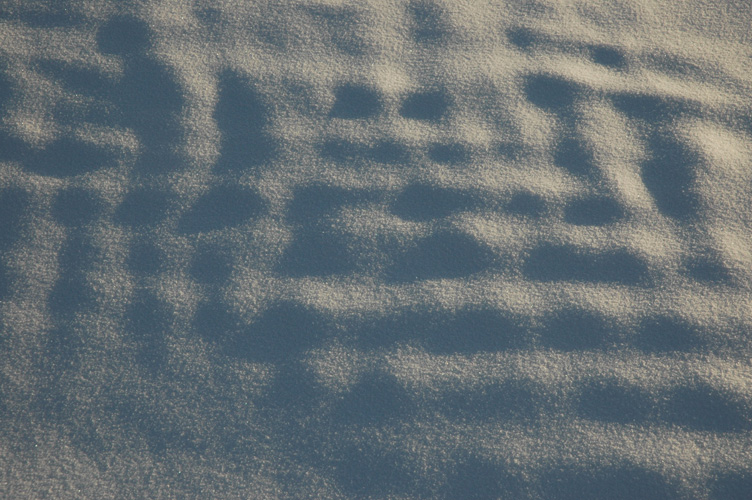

[1,1,752,498]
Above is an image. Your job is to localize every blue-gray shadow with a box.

[684,256,733,283]
[189,245,233,285]
[52,187,104,227]
[126,238,165,276]
[506,192,546,218]
[386,230,498,282]
[590,45,626,69]
[538,309,614,351]
[709,472,752,500]
[114,188,171,228]
[125,289,170,375]
[334,443,419,498]
[638,134,699,221]
[428,142,470,165]
[409,1,451,44]
[391,184,476,221]
[441,456,523,500]
[400,89,450,121]
[48,235,98,321]
[354,307,527,353]
[564,196,623,226]
[523,244,650,285]
[436,380,539,423]
[329,83,382,119]
[0,4,82,27]
[279,184,374,277]
[306,5,368,56]
[662,383,751,433]
[576,379,654,424]
[554,137,596,176]
[507,27,540,49]
[214,70,277,172]
[98,16,186,175]
[331,371,414,426]
[524,74,579,112]
[540,465,683,500]
[0,187,29,252]
[178,185,265,234]
[635,316,705,353]
[610,92,687,122]
[194,300,328,364]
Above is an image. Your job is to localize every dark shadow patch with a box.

[24,138,115,178]
[286,184,365,224]
[201,301,328,364]
[684,256,733,283]
[214,70,277,171]
[506,192,546,217]
[355,308,525,353]
[428,142,470,165]
[126,239,164,276]
[332,371,413,426]
[368,140,411,164]
[0,187,29,251]
[49,236,98,320]
[334,444,417,498]
[261,363,323,418]
[178,185,264,234]
[1,5,82,28]
[497,141,526,161]
[193,300,240,343]
[524,74,579,112]
[189,247,233,285]
[48,274,95,321]
[330,83,381,119]
[307,6,368,56]
[37,60,112,98]
[564,196,623,226]
[400,89,450,121]
[591,45,626,69]
[425,308,526,354]
[318,139,364,164]
[387,230,497,282]
[442,457,522,500]
[58,234,97,271]
[107,397,191,456]
[709,472,752,500]
[391,184,475,221]
[43,326,81,382]
[96,16,151,57]
[114,58,185,174]
[540,465,683,500]
[507,27,539,49]
[554,137,595,176]
[539,309,613,351]
[663,383,751,433]
[114,188,171,228]
[125,290,170,375]
[234,302,327,363]
[52,188,103,227]
[277,229,357,278]
[524,244,649,285]
[635,316,705,353]
[438,380,538,423]
[611,93,686,122]
[640,134,699,221]
[0,262,10,300]
[409,1,451,43]
[577,379,654,424]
